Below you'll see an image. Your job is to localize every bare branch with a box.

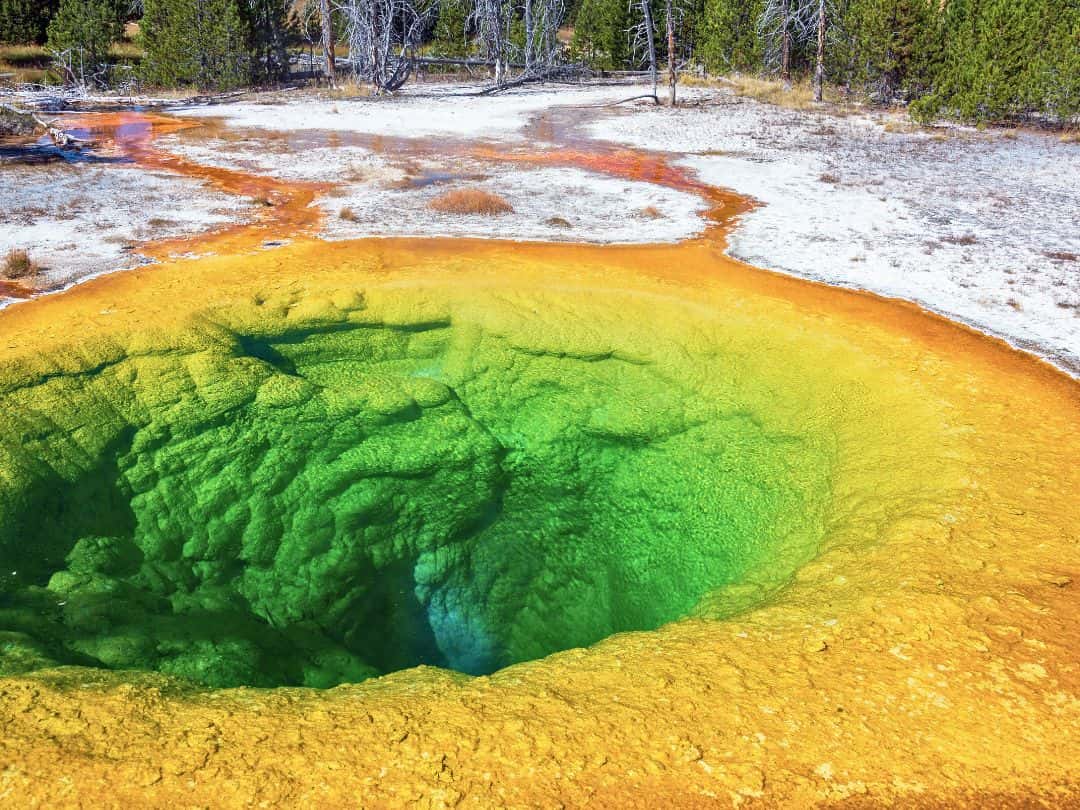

[334,0,435,92]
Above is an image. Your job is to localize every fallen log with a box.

[0,102,41,137]
[411,57,529,70]
[0,101,99,148]
[45,125,87,149]
[477,64,594,95]
[607,93,660,106]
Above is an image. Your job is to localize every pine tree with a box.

[1040,3,1080,122]
[571,0,630,69]
[909,0,976,119]
[140,0,250,90]
[0,0,60,44]
[838,0,938,101]
[433,0,472,57]
[913,0,1078,124]
[239,0,288,85]
[699,0,764,73]
[46,0,123,85]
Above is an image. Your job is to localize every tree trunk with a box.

[813,0,825,102]
[665,0,676,106]
[524,0,533,71]
[780,1,791,83]
[640,0,658,102]
[319,0,336,86]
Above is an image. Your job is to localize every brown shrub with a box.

[1045,250,1077,262]
[339,207,360,222]
[3,249,38,280]
[344,164,369,183]
[639,205,664,219]
[818,173,841,184]
[941,233,978,246]
[429,188,513,216]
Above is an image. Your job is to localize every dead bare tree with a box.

[319,0,337,86]
[50,47,110,90]
[470,0,511,84]
[813,0,825,101]
[758,0,833,87]
[521,0,566,73]
[630,0,686,105]
[758,0,810,82]
[524,0,533,71]
[664,0,675,105]
[336,0,434,93]
[630,0,658,102]
[289,0,336,84]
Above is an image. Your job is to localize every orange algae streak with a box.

[0,279,32,300]
[57,111,328,259]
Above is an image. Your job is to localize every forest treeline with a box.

[1,0,1077,124]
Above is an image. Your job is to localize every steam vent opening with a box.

[0,285,834,690]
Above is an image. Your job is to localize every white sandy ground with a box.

[154,137,386,183]
[174,83,640,140]
[322,165,705,243]
[587,92,1080,374]
[0,161,251,290]
[156,134,706,243]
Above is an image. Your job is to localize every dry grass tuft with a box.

[725,76,818,110]
[1060,130,1080,144]
[818,173,841,184]
[339,207,360,222]
[3,248,38,280]
[882,120,918,134]
[639,205,664,219]
[0,44,51,84]
[323,80,376,100]
[1045,250,1077,262]
[344,163,371,183]
[942,233,978,246]
[679,75,729,89]
[429,188,513,216]
[546,216,572,228]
